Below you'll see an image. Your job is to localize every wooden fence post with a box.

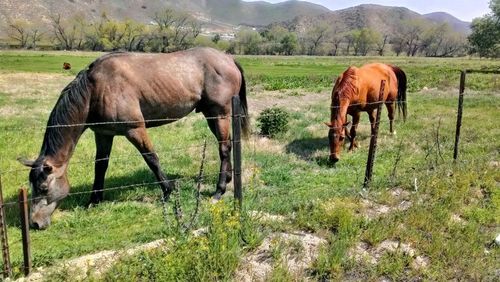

[364,80,386,188]
[18,188,31,276]
[232,96,243,209]
[0,176,12,278]
[454,70,466,161]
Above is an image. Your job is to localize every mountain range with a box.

[0,0,471,35]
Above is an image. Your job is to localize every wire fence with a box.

[0,72,498,278]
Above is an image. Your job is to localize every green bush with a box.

[257,107,290,137]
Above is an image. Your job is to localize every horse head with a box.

[325,120,350,164]
[18,157,69,229]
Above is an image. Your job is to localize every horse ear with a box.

[343,121,352,127]
[324,122,333,128]
[17,157,35,167]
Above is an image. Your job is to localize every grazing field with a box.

[0,51,498,281]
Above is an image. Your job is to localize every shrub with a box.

[257,107,290,137]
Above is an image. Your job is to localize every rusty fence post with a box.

[18,188,31,276]
[454,70,466,161]
[364,80,386,188]
[232,96,243,209]
[0,176,12,278]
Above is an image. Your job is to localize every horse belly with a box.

[140,89,201,126]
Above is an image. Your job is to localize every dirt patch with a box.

[248,90,328,115]
[18,239,166,281]
[360,188,413,220]
[249,210,287,223]
[0,72,71,118]
[235,231,326,281]
[348,240,429,271]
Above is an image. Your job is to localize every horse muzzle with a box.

[329,155,339,164]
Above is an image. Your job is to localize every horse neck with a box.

[330,96,349,125]
[40,124,86,166]
[40,73,90,166]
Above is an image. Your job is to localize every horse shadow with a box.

[2,169,209,227]
[285,137,332,166]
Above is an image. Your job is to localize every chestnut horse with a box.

[19,47,249,229]
[326,63,407,163]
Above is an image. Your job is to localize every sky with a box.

[245,0,491,22]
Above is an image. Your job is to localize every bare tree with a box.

[7,19,30,48]
[301,21,330,55]
[49,13,85,50]
[375,34,389,56]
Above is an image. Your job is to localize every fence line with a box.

[0,142,218,175]
[0,171,221,208]
[0,114,247,132]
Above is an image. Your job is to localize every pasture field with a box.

[0,51,498,281]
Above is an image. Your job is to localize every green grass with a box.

[0,51,498,280]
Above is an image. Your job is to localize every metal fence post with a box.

[0,176,12,278]
[232,96,243,209]
[18,188,31,276]
[364,80,386,188]
[454,70,466,161]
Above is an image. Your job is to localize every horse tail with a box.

[234,60,250,138]
[391,65,407,122]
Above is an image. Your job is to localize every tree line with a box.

[3,1,499,58]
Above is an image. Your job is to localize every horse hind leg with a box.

[204,115,232,200]
[125,127,173,201]
[386,102,396,135]
[89,133,114,205]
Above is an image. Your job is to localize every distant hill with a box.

[0,1,470,36]
[0,0,329,30]
[288,4,470,35]
[423,12,471,34]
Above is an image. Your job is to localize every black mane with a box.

[41,70,91,157]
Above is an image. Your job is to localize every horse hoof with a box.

[211,192,223,204]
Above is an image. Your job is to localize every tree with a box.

[375,34,389,56]
[301,21,330,55]
[397,19,427,56]
[420,23,466,57]
[7,19,30,48]
[49,13,86,50]
[235,29,262,55]
[150,8,201,52]
[281,33,298,55]
[390,36,405,56]
[351,28,378,56]
[468,0,500,57]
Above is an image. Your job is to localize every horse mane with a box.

[41,70,91,156]
[331,67,357,121]
[334,67,357,100]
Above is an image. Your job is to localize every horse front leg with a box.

[205,117,232,200]
[368,109,377,137]
[348,112,360,151]
[125,127,173,201]
[89,133,114,205]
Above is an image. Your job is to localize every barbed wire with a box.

[0,114,247,132]
[0,141,220,175]
[0,171,221,207]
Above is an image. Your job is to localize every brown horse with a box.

[18,47,249,229]
[326,63,407,163]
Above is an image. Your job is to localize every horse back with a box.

[357,63,398,104]
[86,48,241,132]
